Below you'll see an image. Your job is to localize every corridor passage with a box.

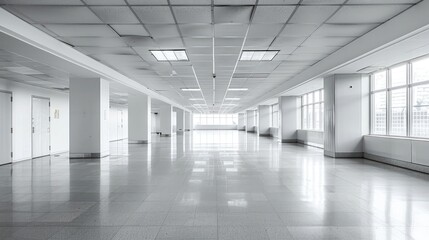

[0,131,428,240]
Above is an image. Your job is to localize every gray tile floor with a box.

[1,130,429,239]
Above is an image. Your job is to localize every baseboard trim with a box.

[69,152,109,159]
[160,133,171,137]
[324,150,363,158]
[282,139,297,143]
[259,133,271,137]
[297,140,324,149]
[364,153,429,174]
[129,140,149,144]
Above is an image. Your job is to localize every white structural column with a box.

[128,94,151,144]
[279,96,300,143]
[159,104,173,136]
[238,113,246,131]
[246,110,256,133]
[258,105,271,136]
[69,77,109,158]
[185,111,192,131]
[324,74,369,158]
[175,108,185,134]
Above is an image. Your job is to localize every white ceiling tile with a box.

[145,24,180,38]
[215,38,245,47]
[280,24,319,37]
[328,5,410,24]
[75,47,135,55]
[214,6,253,24]
[215,24,248,37]
[313,23,377,37]
[0,0,83,4]
[91,6,140,24]
[248,24,283,38]
[111,24,149,36]
[155,38,185,48]
[65,37,127,47]
[252,6,295,23]
[347,0,418,3]
[170,0,211,4]
[290,6,339,24]
[44,24,118,37]
[187,47,212,54]
[302,36,356,47]
[132,6,175,24]
[83,0,126,5]
[184,38,212,47]
[173,6,212,24]
[215,0,256,4]
[128,0,168,4]
[258,0,300,4]
[244,38,274,47]
[271,37,306,47]
[294,46,340,54]
[301,0,346,4]
[179,24,213,37]
[9,6,102,24]
[121,36,156,47]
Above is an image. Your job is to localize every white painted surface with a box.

[246,110,256,132]
[0,91,12,165]
[109,104,128,142]
[159,105,173,136]
[151,112,160,133]
[175,108,185,133]
[238,113,246,130]
[258,105,271,135]
[297,130,324,148]
[412,140,429,166]
[70,77,109,157]
[0,78,68,162]
[279,96,300,141]
[270,127,279,138]
[32,97,50,158]
[128,94,151,143]
[185,111,191,131]
[364,136,412,162]
[324,74,369,155]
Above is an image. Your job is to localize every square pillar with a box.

[238,113,246,131]
[175,108,185,134]
[258,105,271,136]
[69,77,109,158]
[128,94,151,144]
[246,110,256,133]
[185,111,192,131]
[279,96,300,143]
[159,104,173,136]
[324,74,369,158]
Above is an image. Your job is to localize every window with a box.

[301,89,324,131]
[370,56,429,138]
[193,114,238,126]
[272,104,279,128]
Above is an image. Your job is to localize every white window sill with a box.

[366,134,429,142]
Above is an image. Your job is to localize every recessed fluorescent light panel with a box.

[228,88,248,91]
[240,50,279,61]
[225,98,240,100]
[150,50,189,61]
[189,98,204,101]
[181,88,200,91]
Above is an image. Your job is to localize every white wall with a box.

[297,130,324,148]
[279,96,300,142]
[238,113,246,130]
[128,94,151,143]
[109,103,128,142]
[0,78,69,162]
[246,110,256,132]
[258,105,271,136]
[151,112,160,133]
[194,125,237,130]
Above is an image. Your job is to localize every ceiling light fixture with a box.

[189,98,204,101]
[240,50,279,61]
[181,88,201,91]
[228,88,248,91]
[150,49,189,62]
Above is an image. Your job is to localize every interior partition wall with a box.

[0,91,12,165]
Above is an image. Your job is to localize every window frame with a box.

[370,55,429,139]
[301,89,324,131]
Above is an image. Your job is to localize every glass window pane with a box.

[373,71,387,91]
[207,116,213,125]
[308,92,314,104]
[390,88,407,136]
[321,89,324,101]
[412,84,429,137]
[308,104,314,130]
[302,95,307,105]
[321,103,324,131]
[213,115,220,125]
[302,106,307,130]
[412,57,429,83]
[314,91,320,103]
[391,64,407,87]
[372,91,387,134]
[314,103,320,130]
[200,116,207,125]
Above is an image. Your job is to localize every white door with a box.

[32,97,50,158]
[0,91,12,165]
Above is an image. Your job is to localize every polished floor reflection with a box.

[1,130,429,239]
